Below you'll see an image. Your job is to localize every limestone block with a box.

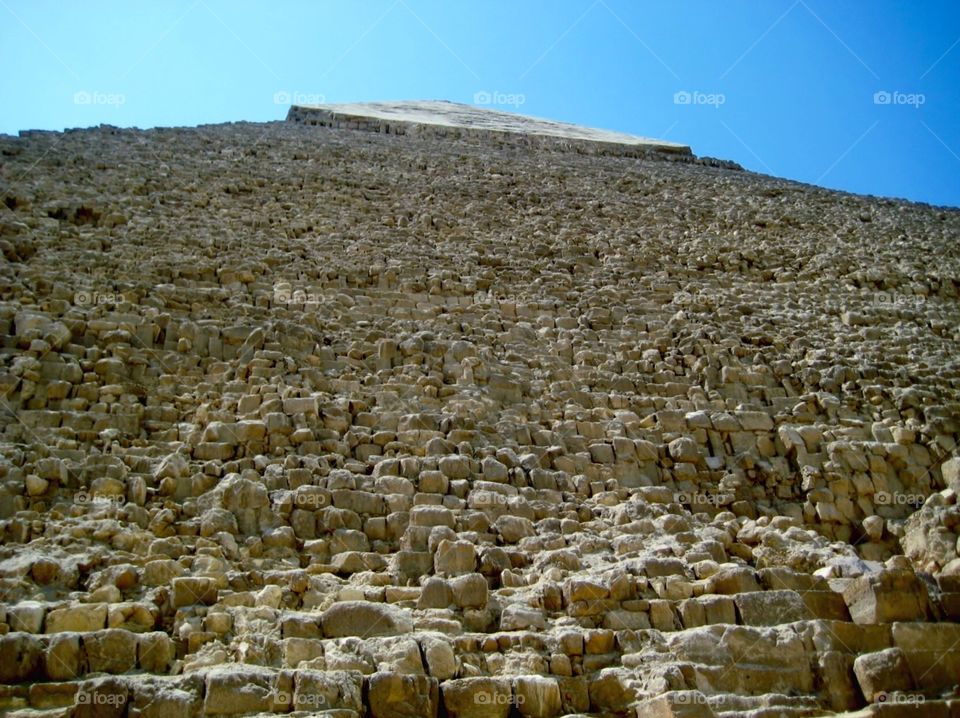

[434,539,477,576]
[0,632,43,682]
[441,677,513,718]
[494,514,536,543]
[514,675,562,718]
[7,601,45,633]
[203,665,278,715]
[368,671,439,718]
[84,628,139,674]
[668,437,700,463]
[46,603,107,633]
[44,632,81,680]
[449,573,488,609]
[853,647,913,702]
[481,456,510,482]
[138,631,175,673]
[73,676,129,718]
[292,669,363,713]
[634,691,717,718]
[842,571,930,624]
[891,622,960,693]
[171,577,218,607]
[704,567,760,595]
[734,590,807,626]
[500,604,546,631]
[420,635,457,680]
[320,601,413,638]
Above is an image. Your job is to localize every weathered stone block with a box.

[434,539,477,575]
[46,603,107,633]
[442,677,512,718]
[420,635,456,680]
[320,601,412,638]
[293,669,363,713]
[842,571,930,624]
[84,628,138,674]
[171,576,218,607]
[73,676,129,718]
[44,632,81,680]
[891,622,960,693]
[514,675,562,718]
[138,631,175,673]
[853,647,913,702]
[449,573,488,609]
[368,671,439,718]
[734,590,807,626]
[0,633,43,682]
[705,567,760,595]
[633,691,717,717]
[203,665,277,715]
[500,604,546,631]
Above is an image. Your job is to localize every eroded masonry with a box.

[0,102,959,718]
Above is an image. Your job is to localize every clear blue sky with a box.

[2,1,958,207]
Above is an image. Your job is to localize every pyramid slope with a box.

[0,114,958,717]
[288,99,692,155]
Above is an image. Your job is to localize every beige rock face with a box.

[0,102,958,717]
[367,671,440,718]
[853,647,913,702]
[319,601,413,638]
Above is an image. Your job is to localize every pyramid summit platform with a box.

[287,99,696,158]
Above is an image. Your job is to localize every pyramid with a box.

[0,103,958,717]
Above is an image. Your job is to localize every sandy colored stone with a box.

[320,601,413,638]
[0,100,958,718]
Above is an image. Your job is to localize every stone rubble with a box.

[0,102,958,717]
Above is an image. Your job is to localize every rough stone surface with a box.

[319,601,412,638]
[853,647,913,702]
[368,671,439,718]
[0,101,958,717]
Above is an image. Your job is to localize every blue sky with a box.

[2,1,958,207]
